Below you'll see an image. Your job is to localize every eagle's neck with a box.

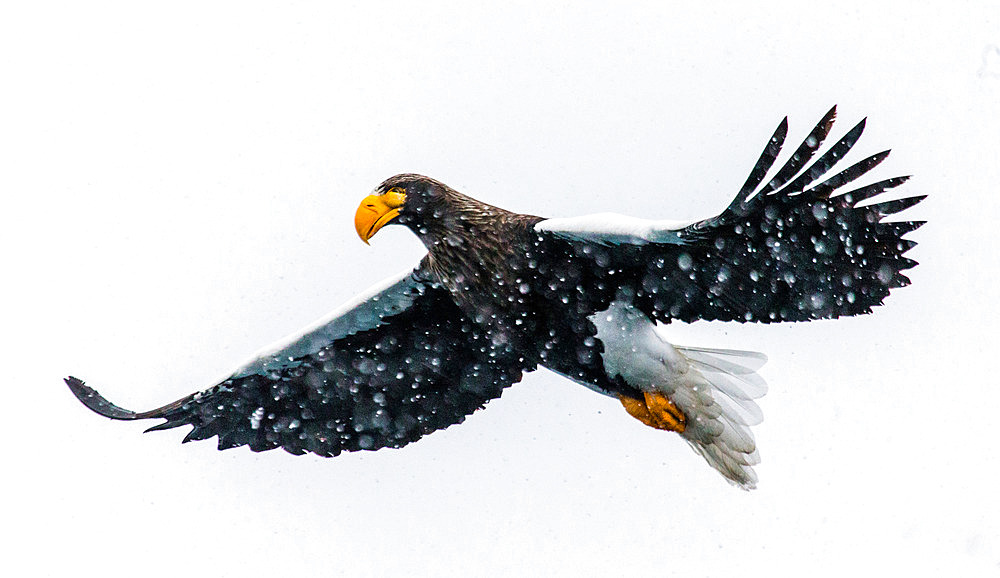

[412,192,543,337]
[417,194,525,287]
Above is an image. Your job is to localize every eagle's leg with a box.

[591,298,761,487]
[619,392,687,433]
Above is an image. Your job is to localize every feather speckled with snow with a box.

[67,107,923,489]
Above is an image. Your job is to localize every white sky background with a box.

[3,1,999,575]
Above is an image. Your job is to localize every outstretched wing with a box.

[67,268,529,456]
[536,106,924,324]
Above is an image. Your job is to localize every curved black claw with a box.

[65,376,138,420]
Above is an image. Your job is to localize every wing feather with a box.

[533,108,924,324]
[733,116,789,203]
[778,117,867,196]
[759,105,837,195]
[231,269,427,378]
[67,270,530,456]
[804,150,891,200]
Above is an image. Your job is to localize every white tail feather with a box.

[675,346,768,374]
[673,345,767,489]
[589,300,768,490]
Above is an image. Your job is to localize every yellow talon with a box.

[619,391,687,433]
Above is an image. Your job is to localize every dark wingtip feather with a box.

[839,176,912,206]
[761,107,840,194]
[876,221,926,241]
[778,116,869,196]
[65,376,138,420]
[144,419,189,433]
[806,150,894,200]
[867,149,891,168]
[822,105,839,131]
[733,116,789,205]
[890,273,914,288]
[814,106,838,138]
[841,118,867,148]
[873,195,927,216]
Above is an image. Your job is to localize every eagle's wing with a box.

[535,106,925,324]
[67,268,528,456]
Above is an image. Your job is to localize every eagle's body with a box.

[68,108,924,488]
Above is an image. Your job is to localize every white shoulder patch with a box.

[534,213,694,246]
[231,269,428,378]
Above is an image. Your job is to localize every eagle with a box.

[67,107,923,489]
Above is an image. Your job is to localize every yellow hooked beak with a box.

[354,190,406,244]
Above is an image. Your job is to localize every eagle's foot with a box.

[619,392,687,433]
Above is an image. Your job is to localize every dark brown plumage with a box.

[67,107,923,488]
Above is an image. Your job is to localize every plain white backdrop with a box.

[4,2,999,576]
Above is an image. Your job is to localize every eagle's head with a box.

[354,173,458,244]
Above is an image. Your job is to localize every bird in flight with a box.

[67,107,923,489]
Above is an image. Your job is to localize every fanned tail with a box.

[672,346,768,490]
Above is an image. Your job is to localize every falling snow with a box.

[70,109,922,490]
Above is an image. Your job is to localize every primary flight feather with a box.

[67,107,924,489]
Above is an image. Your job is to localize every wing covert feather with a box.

[534,107,924,324]
[68,274,529,456]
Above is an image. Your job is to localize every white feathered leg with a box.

[591,299,767,489]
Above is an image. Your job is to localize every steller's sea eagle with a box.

[67,107,923,489]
